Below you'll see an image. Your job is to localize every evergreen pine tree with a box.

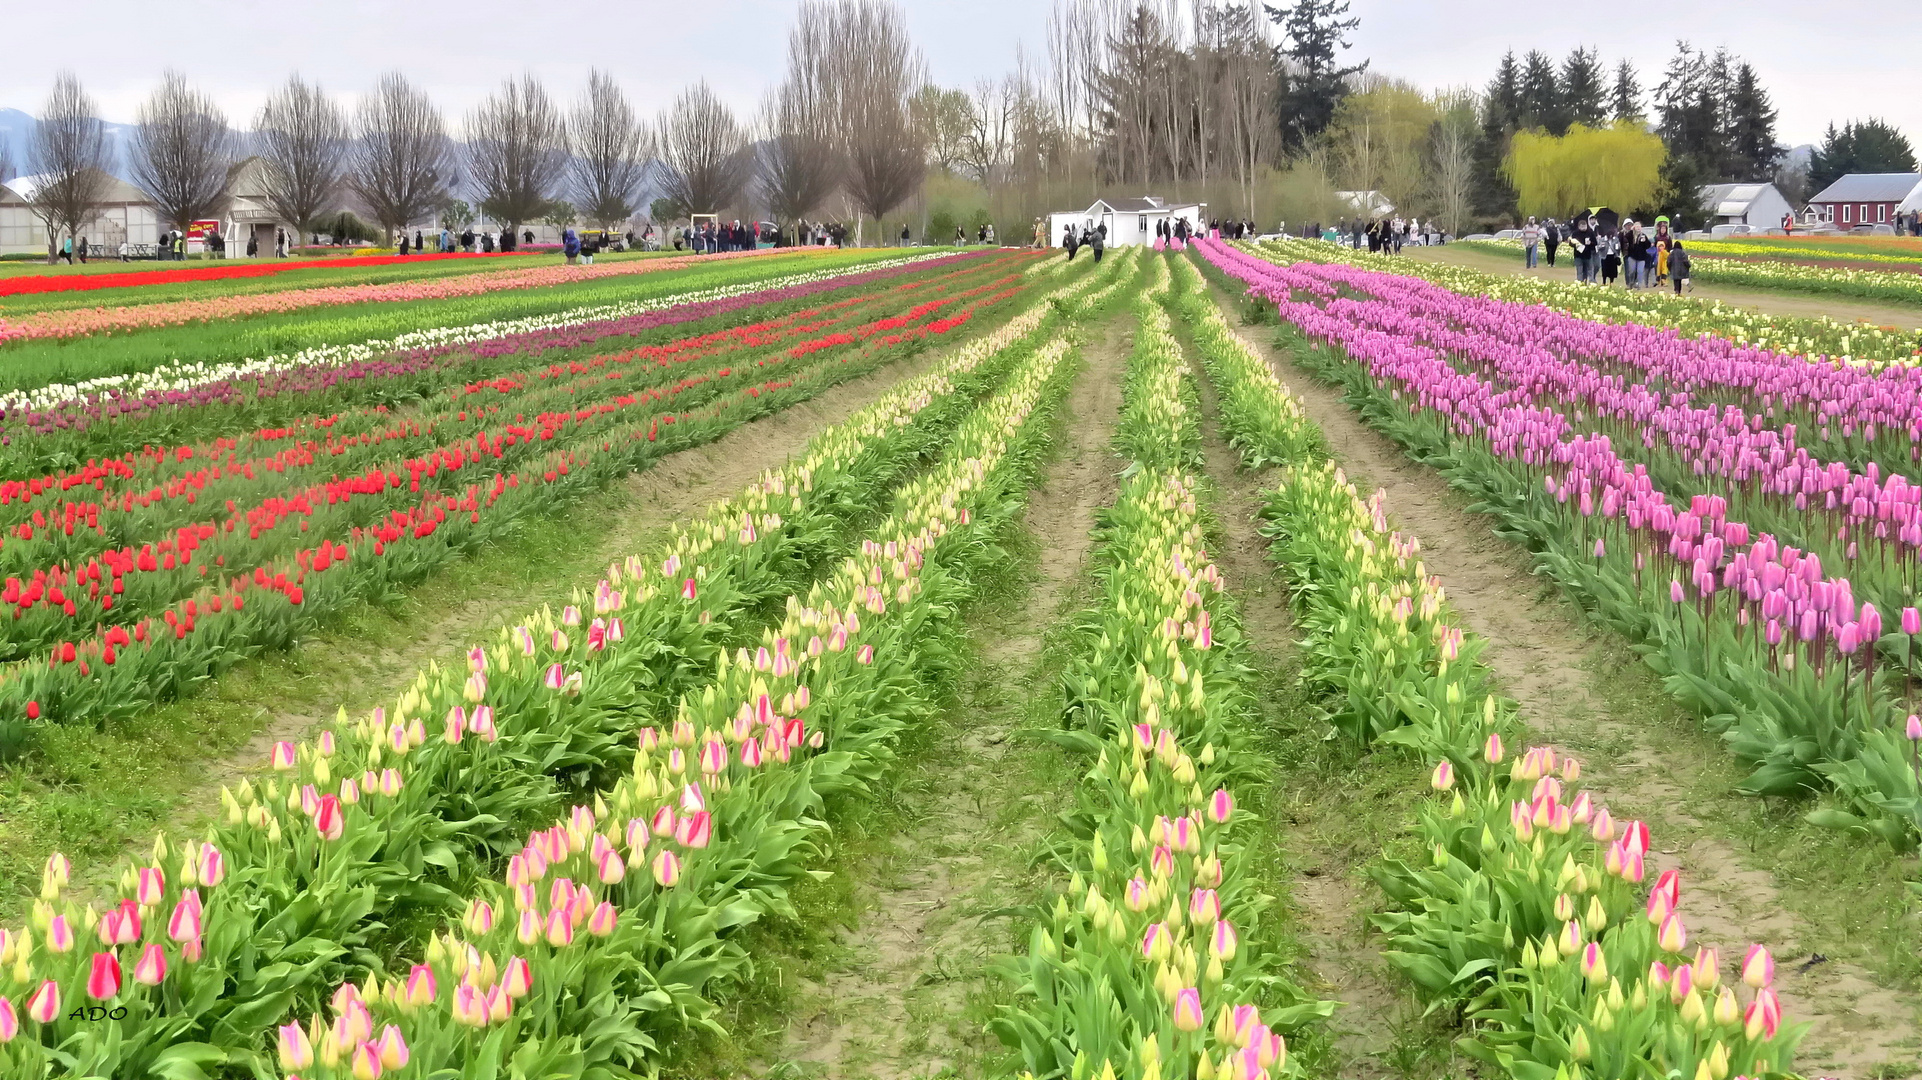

[1611,60,1642,122]
[1470,51,1522,221]
[1519,49,1563,132]
[1560,48,1607,129]
[1724,62,1781,180]
[1265,0,1367,152]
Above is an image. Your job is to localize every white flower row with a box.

[0,252,962,418]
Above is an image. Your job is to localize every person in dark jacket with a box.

[1543,220,1561,267]
[1670,242,1692,294]
[1063,224,1079,260]
[1090,226,1104,263]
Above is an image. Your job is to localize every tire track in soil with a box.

[777,311,1131,1078]
[124,350,951,884]
[1185,334,1408,1079]
[1198,279,1921,1078]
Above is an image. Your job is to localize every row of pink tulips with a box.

[1201,239,1922,840]
[1182,249,1806,1078]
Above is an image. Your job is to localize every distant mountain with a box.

[0,106,135,182]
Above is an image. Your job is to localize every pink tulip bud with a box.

[502,955,534,999]
[653,850,682,887]
[315,795,344,841]
[375,1025,410,1070]
[682,578,698,601]
[1173,986,1205,1031]
[277,1020,317,1070]
[596,849,626,884]
[136,866,165,906]
[132,943,167,986]
[1691,946,1720,990]
[1905,607,1920,636]
[444,706,466,744]
[464,899,495,935]
[1621,819,1649,857]
[517,908,541,945]
[350,1038,383,1079]
[0,996,17,1043]
[651,804,677,837]
[1658,912,1688,953]
[25,980,58,1024]
[1742,944,1774,988]
[1189,888,1221,924]
[378,769,402,797]
[197,844,225,888]
[1580,941,1607,983]
[339,777,362,805]
[1589,807,1615,842]
[271,740,297,771]
[588,900,618,937]
[405,964,437,1006]
[1621,847,1645,883]
[45,853,70,887]
[1430,761,1454,791]
[677,811,713,849]
[47,915,73,953]
[1141,922,1169,961]
[1669,962,1694,1004]
[1654,867,1680,908]
[1209,788,1235,823]
[167,897,202,942]
[1646,889,1672,925]
[337,999,374,1046]
[452,983,484,1027]
[1483,733,1504,764]
[1910,715,1922,741]
[86,951,122,999]
[1211,919,1239,961]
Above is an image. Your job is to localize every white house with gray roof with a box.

[1046,196,1207,248]
[1805,173,1922,228]
[1699,183,1793,229]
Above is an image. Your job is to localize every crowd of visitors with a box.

[1318,216,1444,251]
[1526,213,1693,294]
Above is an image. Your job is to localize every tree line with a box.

[5,0,934,259]
[8,0,1919,254]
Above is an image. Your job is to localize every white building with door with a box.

[1046,196,1207,248]
[1699,182,1794,229]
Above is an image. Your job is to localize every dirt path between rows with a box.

[1185,341,1410,1078]
[1198,280,1921,1079]
[1403,242,1922,330]
[127,352,949,873]
[776,311,1131,1078]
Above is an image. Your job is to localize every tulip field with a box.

[0,231,1894,1080]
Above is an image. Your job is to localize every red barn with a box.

[1804,172,1922,228]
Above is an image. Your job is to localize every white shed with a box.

[1699,182,1794,229]
[1046,196,1207,247]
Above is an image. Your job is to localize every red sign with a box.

[187,220,220,240]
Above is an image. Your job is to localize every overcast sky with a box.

[0,0,1914,149]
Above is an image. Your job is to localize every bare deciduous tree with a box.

[131,71,237,233]
[758,99,838,239]
[819,0,926,240]
[1215,0,1277,216]
[1428,89,1478,238]
[255,75,348,240]
[568,70,652,229]
[351,73,457,241]
[27,72,114,263]
[467,74,567,234]
[655,81,752,219]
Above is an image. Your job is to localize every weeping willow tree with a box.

[1504,121,1665,218]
